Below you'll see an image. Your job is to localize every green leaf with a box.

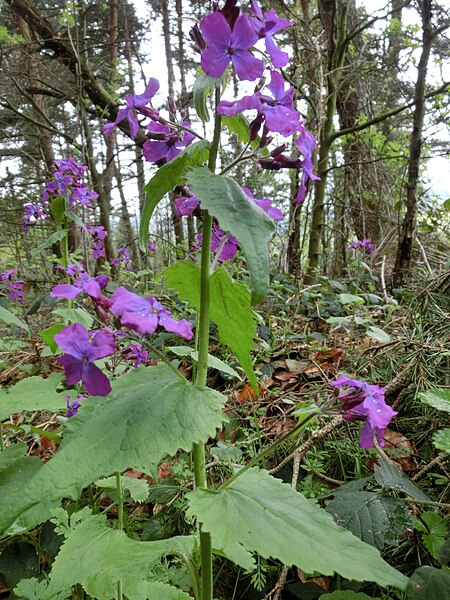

[0,373,65,421]
[50,196,65,225]
[193,69,226,122]
[167,345,242,380]
[366,326,391,343]
[95,475,149,503]
[161,262,258,391]
[187,467,408,589]
[0,443,27,469]
[374,460,430,501]
[418,388,450,413]
[0,457,60,534]
[222,114,251,144]
[338,293,365,305]
[31,229,68,260]
[214,543,255,572]
[0,364,227,534]
[406,566,450,600]
[39,323,65,353]
[52,307,93,329]
[438,537,450,566]
[64,209,87,231]
[413,511,448,559]
[186,167,275,304]
[326,491,412,548]
[0,305,29,333]
[139,140,210,251]
[21,515,193,600]
[0,541,39,588]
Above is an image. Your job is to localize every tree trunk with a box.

[392,0,433,288]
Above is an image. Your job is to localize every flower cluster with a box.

[347,239,375,254]
[85,224,108,260]
[331,376,397,449]
[0,269,26,304]
[110,246,133,271]
[51,266,109,301]
[65,394,87,418]
[41,158,98,209]
[124,343,149,368]
[22,202,48,233]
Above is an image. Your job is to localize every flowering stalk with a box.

[192,86,222,600]
[115,471,124,600]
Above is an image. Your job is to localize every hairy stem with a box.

[115,472,124,599]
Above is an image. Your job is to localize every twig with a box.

[380,255,389,303]
[412,452,449,481]
[416,237,433,274]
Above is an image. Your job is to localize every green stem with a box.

[192,85,222,600]
[0,425,4,453]
[115,472,124,600]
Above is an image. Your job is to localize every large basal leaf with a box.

[319,592,376,600]
[374,460,430,501]
[0,443,27,469]
[15,515,193,600]
[418,388,450,413]
[0,364,226,534]
[0,305,30,333]
[326,491,412,549]
[186,166,275,304]
[406,566,450,600]
[139,140,210,251]
[187,467,408,589]
[161,262,258,391]
[0,373,65,421]
[0,457,60,534]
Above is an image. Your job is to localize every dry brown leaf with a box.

[297,568,330,591]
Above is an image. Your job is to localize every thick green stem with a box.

[115,472,123,600]
[192,86,222,600]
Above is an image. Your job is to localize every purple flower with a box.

[65,394,87,418]
[348,239,375,254]
[124,343,149,368]
[242,187,284,220]
[103,78,160,139]
[110,286,193,340]
[22,202,48,232]
[174,188,201,216]
[51,271,109,301]
[143,121,195,164]
[196,224,240,261]
[1,270,26,304]
[55,323,115,396]
[86,224,108,260]
[294,130,320,183]
[110,246,132,271]
[200,12,264,81]
[331,376,397,449]
[218,70,300,137]
[147,241,157,253]
[250,2,293,68]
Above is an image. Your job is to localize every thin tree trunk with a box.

[392,0,433,287]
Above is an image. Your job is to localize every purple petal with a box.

[110,286,159,334]
[201,47,231,78]
[83,279,102,300]
[58,354,83,386]
[51,284,82,300]
[174,196,200,216]
[263,9,293,35]
[103,108,128,136]
[217,93,261,116]
[200,12,231,48]
[231,14,259,51]
[134,77,160,105]
[89,330,115,360]
[159,314,193,340]
[55,323,89,359]
[267,70,286,100]
[82,362,111,396]
[95,275,109,290]
[127,112,140,140]
[359,422,376,449]
[232,51,264,81]
[265,35,289,68]
[142,140,170,163]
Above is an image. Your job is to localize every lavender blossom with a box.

[110,286,193,340]
[143,121,195,164]
[199,11,264,81]
[331,376,397,449]
[55,323,115,396]
[348,239,375,254]
[242,187,284,221]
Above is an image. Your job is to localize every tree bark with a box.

[392,0,433,288]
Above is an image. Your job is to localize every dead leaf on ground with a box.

[297,568,330,591]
